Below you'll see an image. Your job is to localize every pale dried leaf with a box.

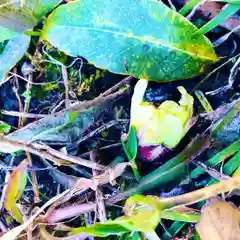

[73,162,131,192]
[196,198,240,240]
[0,107,102,153]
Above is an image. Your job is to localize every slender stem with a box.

[160,175,240,209]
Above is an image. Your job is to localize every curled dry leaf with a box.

[196,198,240,240]
[4,159,28,223]
[73,162,132,192]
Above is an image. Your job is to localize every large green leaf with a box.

[0,0,61,81]
[0,35,30,82]
[42,0,218,82]
[23,0,62,20]
[0,1,34,41]
[0,26,20,42]
[0,0,61,41]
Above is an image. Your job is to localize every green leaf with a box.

[121,126,138,162]
[0,26,20,42]
[161,221,186,240]
[139,135,210,192]
[121,126,140,181]
[0,1,35,42]
[0,121,11,134]
[65,111,79,123]
[0,35,30,82]
[208,151,240,186]
[179,0,202,16]
[162,209,200,223]
[0,0,61,81]
[197,4,240,35]
[42,0,218,82]
[108,136,210,204]
[70,218,137,237]
[190,138,240,179]
[23,0,62,20]
[211,103,240,143]
[0,0,61,42]
[4,160,28,223]
[70,195,163,237]
[119,232,141,240]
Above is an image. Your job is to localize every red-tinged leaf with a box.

[4,160,28,223]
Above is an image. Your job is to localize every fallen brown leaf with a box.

[196,198,240,240]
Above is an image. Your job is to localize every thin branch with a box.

[161,175,240,210]
[166,0,176,11]
[192,161,229,181]
[12,68,24,128]
[62,65,71,108]
[1,110,48,119]
[90,150,107,222]
[101,75,132,97]
[192,52,240,92]
[0,190,71,240]
[61,87,129,113]
[26,152,40,203]
[206,56,240,95]
[0,136,105,170]
[74,119,128,146]
[214,25,240,48]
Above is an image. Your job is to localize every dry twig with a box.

[0,136,105,170]
[90,150,107,222]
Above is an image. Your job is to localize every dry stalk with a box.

[0,136,105,170]
[90,150,107,222]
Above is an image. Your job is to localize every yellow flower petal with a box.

[130,79,194,148]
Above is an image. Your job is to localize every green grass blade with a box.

[140,136,210,192]
[191,138,240,179]
[161,222,186,240]
[212,103,240,137]
[179,0,202,15]
[108,136,210,203]
[197,4,240,35]
[195,90,213,113]
[208,150,240,185]
[162,210,200,223]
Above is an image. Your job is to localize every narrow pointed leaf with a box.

[42,0,218,82]
[4,160,28,223]
[121,126,138,162]
[121,126,140,181]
